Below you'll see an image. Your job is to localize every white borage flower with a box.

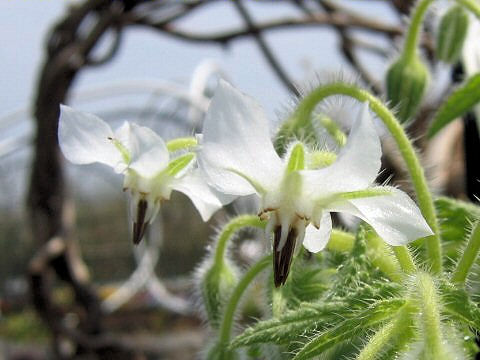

[58,105,226,244]
[198,80,433,287]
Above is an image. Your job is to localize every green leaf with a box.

[435,197,480,268]
[292,299,405,360]
[231,302,347,348]
[428,74,480,138]
[439,281,480,330]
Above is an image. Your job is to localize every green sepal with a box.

[163,153,195,177]
[109,137,131,164]
[308,151,337,169]
[286,142,306,173]
[166,137,197,152]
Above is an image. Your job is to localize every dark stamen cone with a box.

[133,199,148,245]
[273,226,297,287]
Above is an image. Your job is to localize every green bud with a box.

[386,55,430,122]
[436,6,469,64]
[201,259,238,329]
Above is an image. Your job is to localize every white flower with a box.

[198,81,433,286]
[58,105,225,244]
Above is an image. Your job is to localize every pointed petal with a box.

[172,169,232,221]
[128,124,169,178]
[199,80,283,196]
[328,187,433,246]
[302,102,381,196]
[58,105,123,168]
[303,213,332,253]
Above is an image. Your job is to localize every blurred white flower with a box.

[58,105,225,244]
[198,81,432,286]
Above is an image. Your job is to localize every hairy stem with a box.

[416,272,447,359]
[403,0,435,61]
[282,82,441,273]
[218,255,271,347]
[214,215,265,267]
[451,221,480,284]
[392,245,417,274]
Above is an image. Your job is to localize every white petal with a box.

[328,187,433,246]
[58,105,123,168]
[303,212,332,253]
[199,80,283,196]
[302,102,381,196]
[172,169,232,221]
[128,124,169,178]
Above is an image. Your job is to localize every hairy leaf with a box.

[292,299,405,360]
[439,281,480,330]
[436,197,480,268]
[231,302,347,348]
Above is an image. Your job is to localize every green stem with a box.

[287,82,441,273]
[218,255,271,347]
[214,215,265,266]
[392,246,417,274]
[451,221,480,284]
[416,272,446,359]
[403,0,435,61]
[356,301,416,360]
[456,0,480,19]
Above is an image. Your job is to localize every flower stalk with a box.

[403,0,435,61]
[214,215,265,266]
[451,221,480,284]
[218,255,271,349]
[416,273,447,359]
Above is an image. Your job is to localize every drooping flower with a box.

[198,81,433,287]
[58,105,225,244]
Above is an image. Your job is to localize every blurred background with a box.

[0,0,475,358]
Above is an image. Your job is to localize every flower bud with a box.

[436,6,469,64]
[386,55,429,122]
[199,259,238,328]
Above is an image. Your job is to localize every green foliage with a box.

[439,280,480,330]
[292,299,405,360]
[428,74,480,138]
[436,197,480,268]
